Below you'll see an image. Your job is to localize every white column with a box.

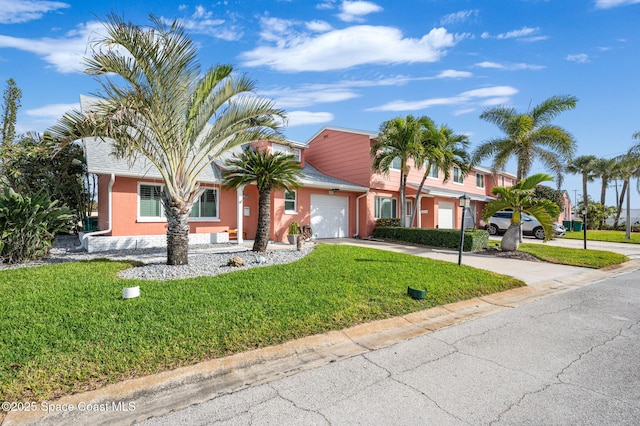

[416,193,422,228]
[236,186,244,244]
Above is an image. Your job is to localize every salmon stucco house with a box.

[80,125,531,253]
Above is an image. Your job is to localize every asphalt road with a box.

[139,268,640,426]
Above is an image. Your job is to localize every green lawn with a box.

[562,230,640,244]
[0,244,523,402]
[518,243,629,268]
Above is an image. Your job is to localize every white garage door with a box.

[310,195,349,239]
[439,201,454,229]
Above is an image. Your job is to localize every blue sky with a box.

[1,0,639,207]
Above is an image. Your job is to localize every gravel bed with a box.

[1,235,315,280]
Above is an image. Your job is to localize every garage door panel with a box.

[439,201,454,229]
[310,195,348,239]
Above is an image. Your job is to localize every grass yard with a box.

[518,244,629,268]
[562,230,640,244]
[0,244,523,402]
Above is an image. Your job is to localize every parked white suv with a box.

[486,211,566,239]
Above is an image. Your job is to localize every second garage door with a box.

[310,194,349,239]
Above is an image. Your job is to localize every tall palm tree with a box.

[409,123,471,227]
[371,115,429,227]
[483,174,560,252]
[51,14,285,265]
[223,148,303,252]
[566,155,597,231]
[590,157,618,228]
[472,95,577,187]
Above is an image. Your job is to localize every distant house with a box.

[81,121,572,252]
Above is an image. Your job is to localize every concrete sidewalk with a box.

[4,238,639,425]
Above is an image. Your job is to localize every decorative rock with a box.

[255,255,267,264]
[227,256,245,267]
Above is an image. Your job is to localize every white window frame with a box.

[476,173,485,189]
[189,188,220,222]
[390,156,401,171]
[272,143,301,162]
[284,189,297,214]
[427,163,439,179]
[138,183,220,223]
[453,167,464,185]
[374,196,398,219]
[138,183,165,222]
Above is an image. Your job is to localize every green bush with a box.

[0,187,74,264]
[375,218,401,227]
[372,227,489,252]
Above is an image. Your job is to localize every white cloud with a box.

[440,9,479,26]
[0,0,69,24]
[566,53,590,63]
[25,102,79,118]
[475,61,544,70]
[367,85,518,112]
[306,20,333,32]
[436,69,473,78]
[285,111,334,127]
[0,21,103,73]
[174,5,243,41]
[240,23,460,72]
[595,0,640,8]
[263,86,360,108]
[337,1,383,22]
[482,26,547,42]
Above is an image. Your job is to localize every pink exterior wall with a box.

[272,187,361,242]
[100,175,238,237]
[305,129,373,187]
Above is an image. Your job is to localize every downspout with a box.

[355,190,369,237]
[236,185,244,245]
[77,173,115,250]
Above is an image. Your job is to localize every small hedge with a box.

[375,218,401,227]
[372,226,489,252]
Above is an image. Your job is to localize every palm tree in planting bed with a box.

[51,14,285,265]
[223,148,303,252]
[590,157,618,229]
[408,123,471,228]
[371,115,429,227]
[472,95,577,187]
[482,174,560,252]
[566,155,597,230]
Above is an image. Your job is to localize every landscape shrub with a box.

[0,187,73,264]
[375,218,401,228]
[372,226,489,252]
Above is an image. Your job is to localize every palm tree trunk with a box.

[399,172,407,227]
[409,173,428,228]
[614,179,628,228]
[254,188,271,252]
[164,194,190,265]
[600,179,607,229]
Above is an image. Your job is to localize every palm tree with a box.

[482,174,560,252]
[590,157,618,229]
[223,148,303,252]
[566,155,597,231]
[371,115,428,227]
[472,95,577,187]
[408,123,471,227]
[50,14,285,265]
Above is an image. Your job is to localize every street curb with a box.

[4,259,639,426]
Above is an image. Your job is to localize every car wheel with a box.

[488,224,499,235]
[533,227,545,240]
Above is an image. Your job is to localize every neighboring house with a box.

[81,123,572,252]
[304,126,518,237]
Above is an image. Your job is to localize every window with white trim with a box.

[427,163,439,178]
[374,196,398,219]
[476,173,485,188]
[390,157,401,170]
[453,167,464,184]
[272,143,301,162]
[139,184,164,218]
[284,189,297,213]
[190,188,219,219]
